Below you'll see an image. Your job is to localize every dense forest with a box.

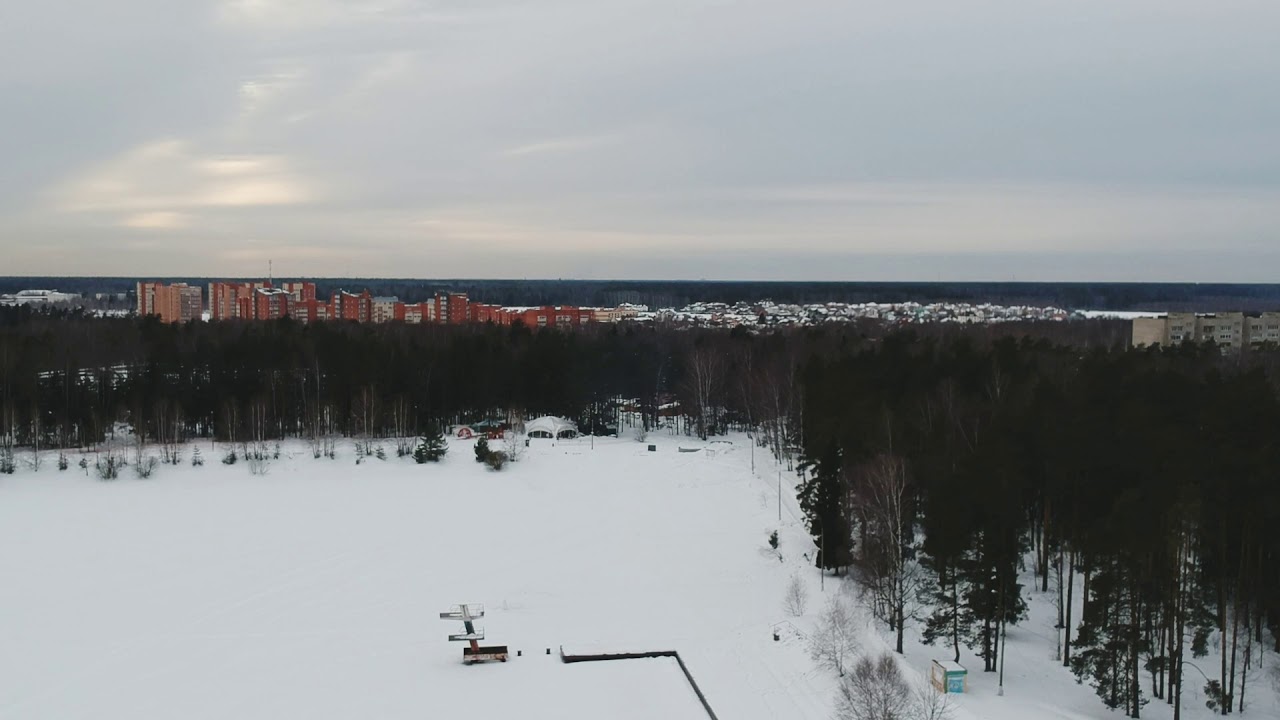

[2,306,1278,717]
[8,276,1280,311]
[798,334,1280,718]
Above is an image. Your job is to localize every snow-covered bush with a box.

[783,573,808,617]
[474,437,490,463]
[191,448,204,466]
[0,445,15,475]
[834,652,910,720]
[504,431,522,463]
[222,449,237,465]
[57,452,69,471]
[912,683,953,720]
[96,452,122,480]
[135,456,159,479]
[484,450,508,471]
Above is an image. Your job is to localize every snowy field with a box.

[2,433,1277,719]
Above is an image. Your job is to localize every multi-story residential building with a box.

[254,288,292,320]
[208,281,270,320]
[279,281,316,303]
[137,282,202,323]
[371,296,399,324]
[398,301,436,324]
[333,290,372,322]
[1131,312,1280,351]
[289,298,331,323]
[590,306,641,323]
[436,292,470,324]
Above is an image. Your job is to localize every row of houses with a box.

[137,280,639,327]
[1132,312,1280,351]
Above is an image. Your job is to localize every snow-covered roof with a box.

[527,416,577,437]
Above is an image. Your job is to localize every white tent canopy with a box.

[526,416,578,439]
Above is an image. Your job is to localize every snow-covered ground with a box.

[1,434,1276,719]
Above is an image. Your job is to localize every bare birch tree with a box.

[810,593,861,677]
[856,452,922,654]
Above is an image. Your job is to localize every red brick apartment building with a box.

[146,278,612,328]
[136,282,203,323]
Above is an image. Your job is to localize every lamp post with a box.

[819,529,825,592]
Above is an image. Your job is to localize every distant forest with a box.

[7,276,1280,311]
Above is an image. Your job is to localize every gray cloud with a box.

[1,0,1278,280]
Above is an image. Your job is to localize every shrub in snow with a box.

[474,437,490,463]
[0,447,15,475]
[222,449,237,465]
[191,448,204,466]
[375,445,386,461]
[834,652,910,720]
[95,453,122,480]
[769,530,779,551]
[634,426,647,443]
[57,452,69,471]
[78,457,88,474]
[912,683,954,720]
[784,573,808,617]
[484,450,508,471]
[135,456,159,479]
[247,456,269,476]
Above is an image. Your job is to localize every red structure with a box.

[254,288,291,320]
[136,282,202,323]
[333,290,372,322]
[195,278,606,328]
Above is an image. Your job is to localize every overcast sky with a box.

[2,1,1278,280]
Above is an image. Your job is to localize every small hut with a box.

[526,416,578,439]
[930,660,967,694]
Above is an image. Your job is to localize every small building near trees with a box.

[526,416,578,439]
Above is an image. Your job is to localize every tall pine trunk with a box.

[1064,549,1076,667]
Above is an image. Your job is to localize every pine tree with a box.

[414,429,448,464]
[474,436,490,463]
[797,439,854,574]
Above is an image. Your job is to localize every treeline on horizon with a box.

[2,306,1279,717]
[7,276,1280,311]
[0,306,1125,451]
